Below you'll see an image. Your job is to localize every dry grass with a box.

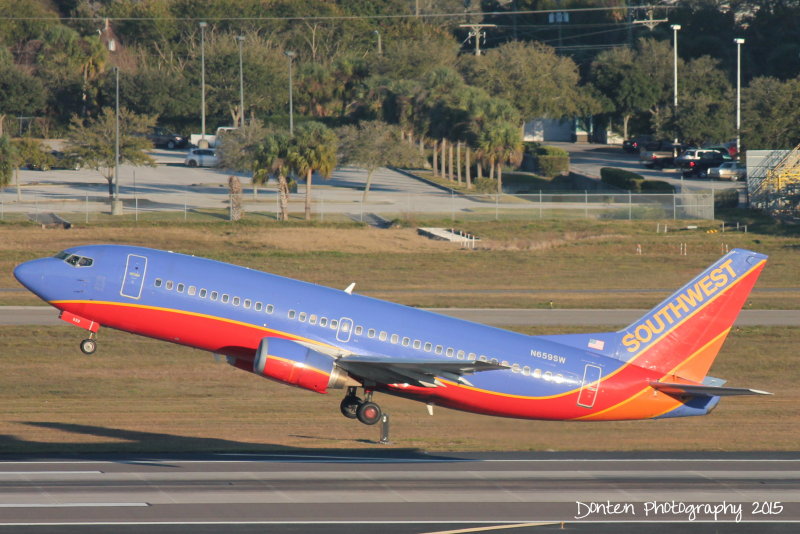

[0,325,795,453]
[2,219,799,309]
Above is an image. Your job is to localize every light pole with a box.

[671,24,681,145]
[285,50,296,136]
[112,65,122,215]
[735,37,745,158]
[373,30,382,55]
[199,21,207,147]
[236,35,245,127]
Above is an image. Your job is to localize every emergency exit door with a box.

[577,364,602,408]
[120,254,147,299]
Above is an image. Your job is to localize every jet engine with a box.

[252,337,353,393]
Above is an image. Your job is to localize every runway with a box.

[2,306,800,327]
[0,452,798,532]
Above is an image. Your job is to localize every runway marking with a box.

[421,522,560,533]
[0,503,148,508]
[0,471,102,475]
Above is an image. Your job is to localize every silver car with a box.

[708,161,746,181]
[184,148,219,168]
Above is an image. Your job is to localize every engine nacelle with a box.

[253,337,352,394]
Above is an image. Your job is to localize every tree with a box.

[476,121,523,193]
[66,107,156,198]
[673,56,734,146]
[338,120,424,204]
[591,46,659,139]
[217,118,270,197]
[289,122,338,220]
[0,135,14,188]
[741,76,800,149]
[254,133,293,221]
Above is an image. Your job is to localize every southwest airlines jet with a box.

[14,245,770,426]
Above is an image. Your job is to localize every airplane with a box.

[13,245,771,426]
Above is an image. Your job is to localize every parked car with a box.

[707,161,746,181]
[622,135,654,153]
[674,148,732,168]
[147,127,187,149]
[678,151,729,177]
[184,148,219,167]
[639,140,686,168]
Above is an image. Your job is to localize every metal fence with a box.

[0,188,715,223]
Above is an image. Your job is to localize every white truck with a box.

[189,126,237,148]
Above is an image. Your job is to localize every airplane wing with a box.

[650,381,772,397]
[336,355,508,388]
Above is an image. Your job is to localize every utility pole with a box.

[735,38,745,158]
[459,24,495,56]
[199,21,208,147]
[236,35,245,128]
[671,24,681,144]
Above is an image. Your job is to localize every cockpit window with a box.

[55,251,93,268]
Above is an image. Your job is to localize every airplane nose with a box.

[14,259,47,294]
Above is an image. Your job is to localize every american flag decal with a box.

[588,339,605,350]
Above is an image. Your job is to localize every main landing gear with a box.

[79,335,97,355]
[340,386,382,425]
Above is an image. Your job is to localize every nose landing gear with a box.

[340,387,383,425]
[79,335,97,355]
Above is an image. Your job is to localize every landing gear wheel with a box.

[79,338,97,355]
[356,401,382,425]
[340,396,362,419]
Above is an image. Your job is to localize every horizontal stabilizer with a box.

[650,381,772,397]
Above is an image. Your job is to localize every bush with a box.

[600,167,644,192]
[714,188,739,209]
[535,146,569,178]
[640,180,675,193]
[474,177,497,193]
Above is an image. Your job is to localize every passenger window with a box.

[555,374,564,384]
[379,331,387,341]
[512,363,521,373]
[501,360,509,367]
[543,371,553,381]
[299,312,307,322]
[479,355,487,362]
[390,334,399,344]
[522,366,531,376]
[166,281,174,290]
[188,286,197,296]
[424,342,432,352]
[199,289,207,298]
[288,310,296,319]
[533,369,542,378]
[413,340,421,350]
[368,329,376,338]
[490,358,499,364]
[155,279,163,287]
[266,304,274,314]
[457,350,465,360]
[177,283,185,293]
[435,345,443,355]
[210,291,218,301]
[340,322,349,332]
[221,294,230,303]
[354,326,362,335]
[330,320,338,329]
[402,337,410,347]
[446,348,454,357]
[255,302,262,311]
[244,299,251,309]
[468,352,476,361]
[309,314,317,325]
[320,317,328,327]
[232,297,241,306]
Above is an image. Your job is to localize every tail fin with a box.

[619,248,767,381]
[543,249,767,383]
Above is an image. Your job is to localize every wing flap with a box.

[337,356,506,388]
[650,381,772,397]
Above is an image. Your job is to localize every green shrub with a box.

[536,145,569,157]
[714,188,739,208]
[474,177,497,193]
[640,180,675,193]
[600,167,644,192]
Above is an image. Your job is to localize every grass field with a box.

[0,325,795,454]
[1,217,798,309]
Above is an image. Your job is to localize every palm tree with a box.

[289,122,338,220]
[477,121,523,193]
[255,133,292,221]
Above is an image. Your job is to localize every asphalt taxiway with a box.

[0,452,797,532]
